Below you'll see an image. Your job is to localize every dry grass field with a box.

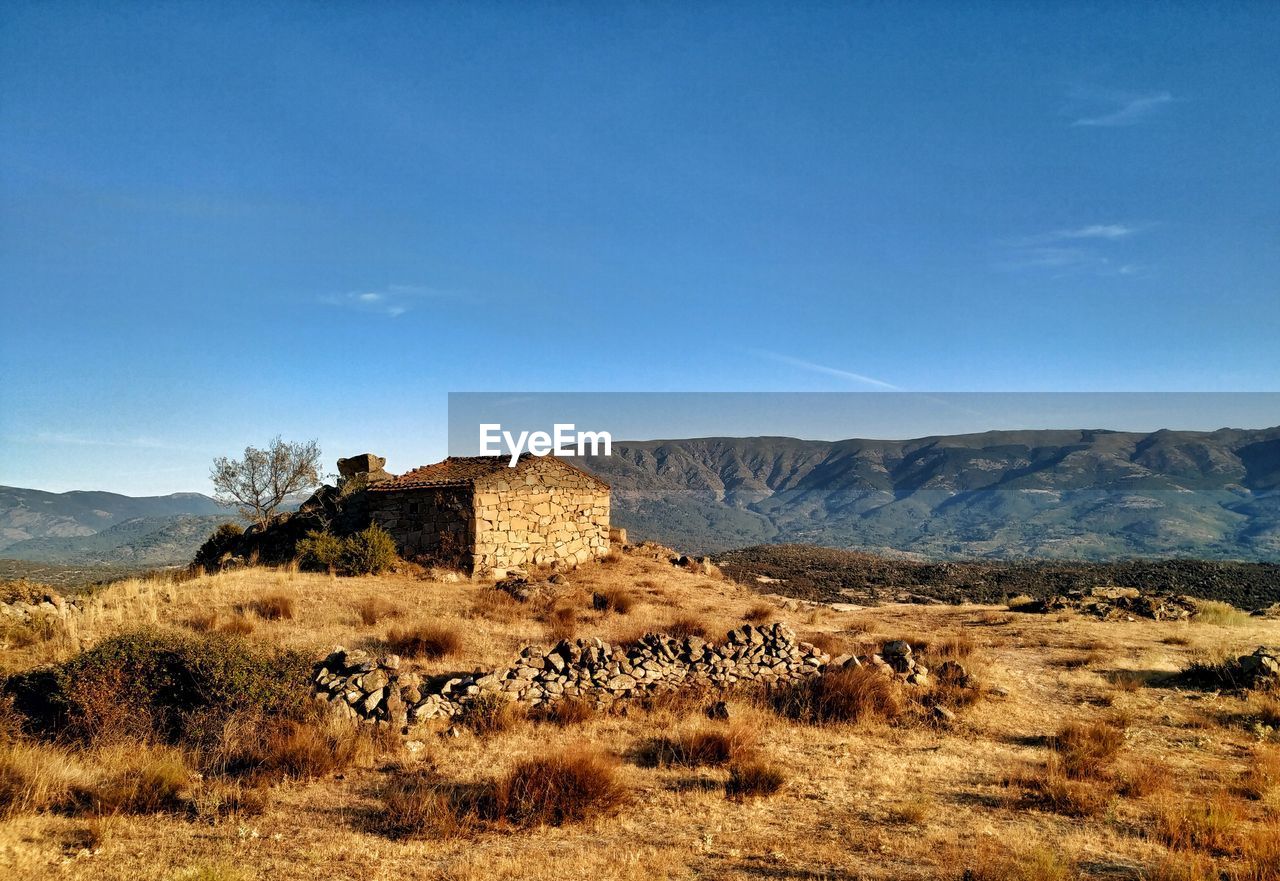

[2,548,1279,881]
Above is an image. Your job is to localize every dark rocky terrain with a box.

[719,543,1280,609]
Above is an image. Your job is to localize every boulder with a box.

[338,453,387,478]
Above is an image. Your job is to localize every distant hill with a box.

[0,485,226,551]
[580,426,1280,560]
[1,514,232,568]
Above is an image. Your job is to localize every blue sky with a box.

[2,2,1278,494]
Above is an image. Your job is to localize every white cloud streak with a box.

[1071,91,1173,127]
[997,223,1150,277]
[756,351,900,390]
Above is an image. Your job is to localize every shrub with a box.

[71,746,191,815]
[725,759,786,799]
[1005,595,1039,612]
[383,748,627,834]
[666,616,711,640]
[246,594,294,621]
[489,748,627,827]
[1015,761,1115,818]
[802,632,849,657]
[545,607,578,641]
[342,525,398,575]
[296,530,345,572]
[3,629,311,748]
[386,624,462,660]
[743,603,776,624]
[1106,670,1149,692]
[1118,759,1172,799]
[1051,719,1126,780]
[1195,600,1250,627]
[591,589,633,615]
[458,692,524,736]
[770,666,904,725]
[0,741,77,819]
[213,715,388,780]
[381,770,479,839]
[1153,793,1245,854]
[185,612,218,633]
[637,728,747,768]
[298,526,398,575]
[218,615,255,636]
[1239,747,1280,801]
[467,589,521,623]
[356,597,401,626]
[532,699,597,727]
[193,523,244,572]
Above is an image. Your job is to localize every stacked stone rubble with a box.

[313,623,829,725]
[311,625,981,727]
[1022,586,1198,621]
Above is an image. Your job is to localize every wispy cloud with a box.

[1068,90,1173,127]
[320,284,447,318]
[755,351,900,390]
[6,431,207,452]
[997,223,1150,277]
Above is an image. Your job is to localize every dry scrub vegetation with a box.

[1,548,1279,880]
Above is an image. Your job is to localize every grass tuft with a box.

[591,589,634,615]
[769,666,905,725]
[385,624,462,660]
[725,758,786,799]
[355,597,401,626]
[245,594,294,621]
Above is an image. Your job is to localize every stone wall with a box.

[312,622,830,726]
[369,485,475,569]
[470,457,609,573]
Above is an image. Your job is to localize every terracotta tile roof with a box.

[370,454,609,491]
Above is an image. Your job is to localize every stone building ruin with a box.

[367,453,610,574]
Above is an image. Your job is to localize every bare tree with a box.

[211,437,323,526]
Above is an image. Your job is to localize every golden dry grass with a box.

[1,549,1278,880]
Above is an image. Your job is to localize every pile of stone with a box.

[313,648,432,726]
[311,624,982,728]
[0,589,76,625]
[826,639,941,686]
[1019,586,1198,621]
[490,623,828,706]
[1231,646,1280,690]
[312,623,832,726]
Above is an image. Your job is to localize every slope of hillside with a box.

[0,485,225,550]
[0,514,231,567]
[581,427,1280,559]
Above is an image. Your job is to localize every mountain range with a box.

[580,426,1280,560]
[3,425,1278,572]
[0,485,229,569]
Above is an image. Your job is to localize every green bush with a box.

[296,530,345,572]
[193,522,244,571]
[341,525,398,575]
[296,526,397,576]
[2,629,312,748]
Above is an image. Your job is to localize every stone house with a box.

[367,454,610,574]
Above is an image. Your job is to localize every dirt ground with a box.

[2,549,1278,880]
